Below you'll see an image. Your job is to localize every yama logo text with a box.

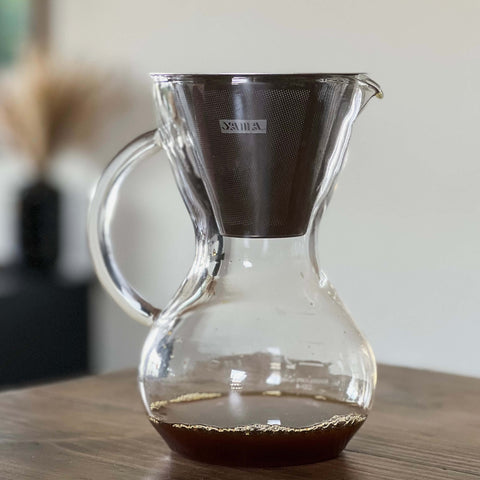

[219,119,267,134]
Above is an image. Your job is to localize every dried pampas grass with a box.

[0,49,118,173]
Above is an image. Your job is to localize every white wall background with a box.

[43,0,480,376]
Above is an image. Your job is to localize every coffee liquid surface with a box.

[149,392,366,466]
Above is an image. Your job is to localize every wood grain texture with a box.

[1,365,479,479]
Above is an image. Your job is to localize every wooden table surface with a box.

[1,365,479,479]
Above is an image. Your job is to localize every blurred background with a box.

[0,0,479,388]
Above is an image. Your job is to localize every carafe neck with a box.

[162,231,323,318]
[220,236,307,275]
[209,236,318,303]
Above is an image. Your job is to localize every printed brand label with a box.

[219,119,267,134]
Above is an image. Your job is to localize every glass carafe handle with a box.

[88,130,162,326]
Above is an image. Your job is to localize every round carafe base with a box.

[147,392,366,467]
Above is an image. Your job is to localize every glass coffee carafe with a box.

[88,73,382,467]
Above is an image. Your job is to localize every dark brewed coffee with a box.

[149,392,365,467]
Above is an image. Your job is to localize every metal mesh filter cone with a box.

[155,74,371,237]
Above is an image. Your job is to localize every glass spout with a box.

[356,74,384,110]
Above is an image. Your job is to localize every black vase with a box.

[19,178,60,271]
